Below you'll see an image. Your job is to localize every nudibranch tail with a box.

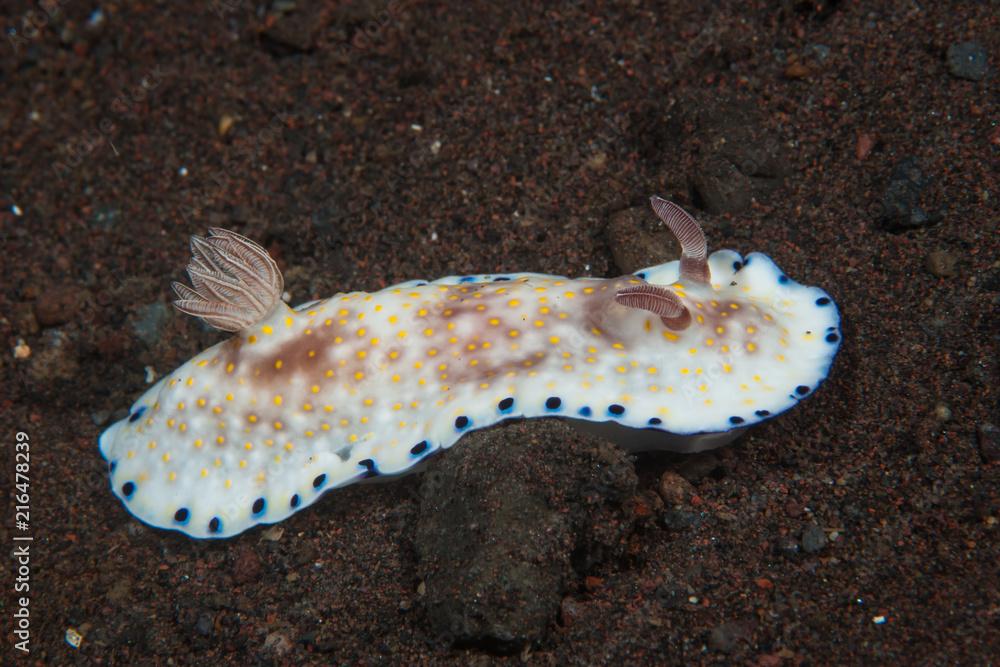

[171,227,283,332]
[650,195,710,284]
[614,284,691,330]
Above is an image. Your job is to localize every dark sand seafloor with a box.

[2,0,998,664]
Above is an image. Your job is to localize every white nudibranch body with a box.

[99,197,841,538]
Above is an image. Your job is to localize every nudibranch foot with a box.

[99,197,841,539]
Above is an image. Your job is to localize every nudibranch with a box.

[99,197,841,538]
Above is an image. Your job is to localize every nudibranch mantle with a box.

[99,198,841,538]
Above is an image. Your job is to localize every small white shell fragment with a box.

[13,339,31,359]
[65,627,84,649]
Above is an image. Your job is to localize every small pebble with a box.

[785,500,804,518]
[34,284,84,327]
[263,632,293,656]
[658,470,695,505]
[926,250,958,278]
[808,44,831,61]
[708,620,753,653]
[801,524,828,553]
[880,157,938,230]
[232,548,262,585]
[261,526,285,541]
[626,490,663,521]
[586,151,607,171]
[783,62,811,79]
[218,114,236,137]
[13,339,31,359]
[692,157,752,214]
[132,302,170,347]
[856,132,876,160]
[976,423,1000,463]
[195,613,213,637]
[414,420,635,651]
[65,627,84,649]
[946,41,988,81]
[677,452,720,482]
[28,330,78,382]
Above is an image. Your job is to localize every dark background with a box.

[2,0,997,664]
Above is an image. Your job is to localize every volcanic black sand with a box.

[2,1,997,664]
